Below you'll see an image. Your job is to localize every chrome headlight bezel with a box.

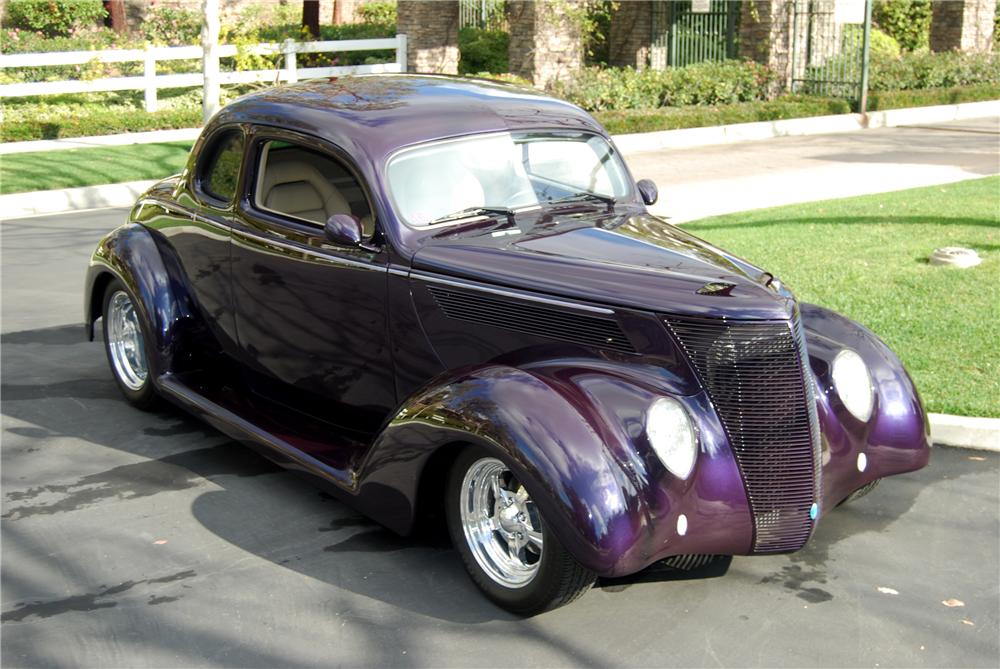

[831,348,875,422]
[645,397,699,480]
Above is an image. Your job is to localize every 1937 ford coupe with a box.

[85,75,930,614]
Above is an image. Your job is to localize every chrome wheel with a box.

[459,457,543,588]
[106,290,148,391]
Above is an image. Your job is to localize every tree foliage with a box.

[872,0,932,52]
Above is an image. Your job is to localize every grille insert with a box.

[663,313,818,553]
[428,284,636,354]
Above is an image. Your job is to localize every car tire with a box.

[445,446,596,615]
[102,279,158,411]
[839,478,881,506]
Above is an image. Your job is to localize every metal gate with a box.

[459,0,507,30]
[651,1,740,69]
[789,0,872,107]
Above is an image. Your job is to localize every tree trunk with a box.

[103,0,127,33]
[303,0,321,38]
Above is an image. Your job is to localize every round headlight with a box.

[646,397,698,479]
[831,349,874,422]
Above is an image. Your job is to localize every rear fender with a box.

[801,303,931,512]
[85,223,198,377]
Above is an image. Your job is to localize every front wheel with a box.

[102,279,158,410]
[839,478,881,506]
[446,447,596,615]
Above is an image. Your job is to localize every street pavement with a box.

[2,122,999,668]
[632,116,1000,222]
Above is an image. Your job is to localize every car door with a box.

[229,128,395,440]
[140,126,243,360]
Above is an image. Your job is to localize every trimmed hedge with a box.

[867,83,1000,110]
[870,50,1000,91]
[593,97,851,135]
[2,106,203,142]
[554,60,774,112]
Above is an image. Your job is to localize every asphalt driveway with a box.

[1,206,998,667]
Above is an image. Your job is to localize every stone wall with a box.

[508,0,583,89]
[608,1,653,70]
[397,0,459,74]
[930,0,996,53]
[739,0,793,95]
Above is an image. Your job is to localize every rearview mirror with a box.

[324,213,363,246]
[637,179,658,206]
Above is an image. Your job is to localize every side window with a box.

[253,139,374,236]
[199,130,244,203]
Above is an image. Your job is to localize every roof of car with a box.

[211,74,605,162]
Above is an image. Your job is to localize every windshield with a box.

[386,131,632,227]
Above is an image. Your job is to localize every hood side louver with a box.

[427,284,636,354]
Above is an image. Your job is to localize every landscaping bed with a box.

[685,176,1000,418]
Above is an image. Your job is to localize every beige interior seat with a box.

[260,160,352,225]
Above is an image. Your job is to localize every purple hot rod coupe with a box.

[85,75,930,614]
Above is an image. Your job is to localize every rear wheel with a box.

[102,279,158,410]
[446,446,595,615]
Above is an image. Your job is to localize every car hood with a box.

[410,210,796,320]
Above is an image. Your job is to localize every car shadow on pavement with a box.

[0,322,954,627]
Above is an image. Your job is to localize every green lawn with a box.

[0,141,193,194]
[685,176,1000,418]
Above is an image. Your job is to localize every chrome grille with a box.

[664,313,818,553]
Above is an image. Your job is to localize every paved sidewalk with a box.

[634,116,1000,222]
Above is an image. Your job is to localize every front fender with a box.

[356,364,645,575]
[355,363,755,577]
[801,303,931,512]
[85,223,198,378]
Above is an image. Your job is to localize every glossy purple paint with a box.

[84,75,930,580]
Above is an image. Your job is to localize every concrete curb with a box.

[612,98,1000,153]
[0,180,156,218]
[929,414,1000,452]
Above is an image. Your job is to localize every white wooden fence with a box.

[0,35,408,112]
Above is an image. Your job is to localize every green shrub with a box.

[554,61,774,112]
[4,0,106,37]
[867,27,902,60]
[142,6,202,46]
[869,50,1000,90]
[592,96,851,135]
[458,27,509,74]
[996,0,1000,51]
[465,71,533,87]
[356,1,397,26]
[867,83,1000,110]
[872,0,931,52]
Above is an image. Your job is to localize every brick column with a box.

[930,0,996,53]
[397,1,460,74]
[608,1,653,69]
[508,1,584,89]
[739,0,793,95]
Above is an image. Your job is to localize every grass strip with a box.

[1,141,193,194]
[685,176,1000,418]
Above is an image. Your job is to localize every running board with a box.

[157,372,357,491]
